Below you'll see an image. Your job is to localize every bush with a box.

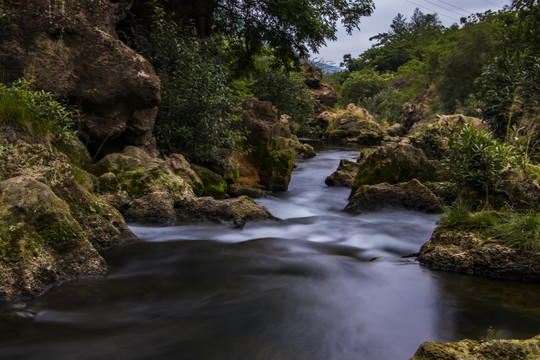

[0,80,76,145]
[363,87,403,124]
[442,121,516,196]
[339,67,394,107]
[125,2,238,163]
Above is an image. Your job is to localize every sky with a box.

[311,0,511,67]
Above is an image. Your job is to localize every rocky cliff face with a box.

[0,0,160,155]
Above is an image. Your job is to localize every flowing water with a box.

[1,146,539,360]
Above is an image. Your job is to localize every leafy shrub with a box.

[493,213,540,250]
[442,121,516,196]
[0,80,76,145]
[339,67,394,107]
[363,87,403,124]
[250,70,314,135]
[125,2,238,163]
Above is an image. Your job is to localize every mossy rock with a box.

[0,176,107,300]
[411,335,540,360]
[324,106,384,144]
[71,165,97,193]
[191,164,229,199]
[352,143,447,191]
[55,138,93,170]
[252,148,295,192]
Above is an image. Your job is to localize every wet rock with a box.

[323,104,384,145]
[237,97,301,192]
[344,179,442,214]
[411,335,540,360]
[352,143,447,190]
[325,160,360,188]
[0,0,161,155]
[0,176,107,300]
[417,227,540,281]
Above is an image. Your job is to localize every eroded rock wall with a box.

[0,0,160,155]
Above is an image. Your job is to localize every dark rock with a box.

[352,143,447,190]
[325,159,360,188]
[400,85,436,131]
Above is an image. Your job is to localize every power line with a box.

[405,0,459,22]
[422,0,468,17]
[435,0,472,14]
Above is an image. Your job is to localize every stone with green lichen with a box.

[411,335,540,360]
[0,176,107,300]
[191,164,229,199]
[352,143,447,190]
[323,104,384,145]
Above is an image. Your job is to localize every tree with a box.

[134,0,375,70]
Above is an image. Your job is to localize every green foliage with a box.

[125,2,238,163]
[442,121,516,195]
[0,80,76,145]
[476,1,540,137]
[362,87,403,124]
[493,212,540,250]
[249,70,314,135]
[439,202,500,229]
[339,67,394,107]
[182,0,375,71]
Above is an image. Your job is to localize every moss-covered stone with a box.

[411,335,540,360]
[417,226,540,281]
[352,143,447,191]
[0,176,107,300]
[323,105,384,145]
[191,164,229,199]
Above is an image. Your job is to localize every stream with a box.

[0,146,539,359]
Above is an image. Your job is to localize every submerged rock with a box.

[344,179,442,214]
[417,227,540,281]
[411,335,540,360]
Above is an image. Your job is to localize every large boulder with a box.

[323,104,384,145]
[0,0,161,155]
[417,227,540,281]
[411,336,540,360]
[0,176,107,300]
[344,179,442,214]
[351,143,447,190]
[237,97,308,192]
[302,62,338,116]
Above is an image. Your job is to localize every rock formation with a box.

[323,104,384,145]
[0,0,161,155]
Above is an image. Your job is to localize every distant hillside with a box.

[310,61,344,74]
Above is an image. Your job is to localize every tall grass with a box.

[493,213,540,251]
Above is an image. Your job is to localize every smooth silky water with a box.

[1,146,539,360]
